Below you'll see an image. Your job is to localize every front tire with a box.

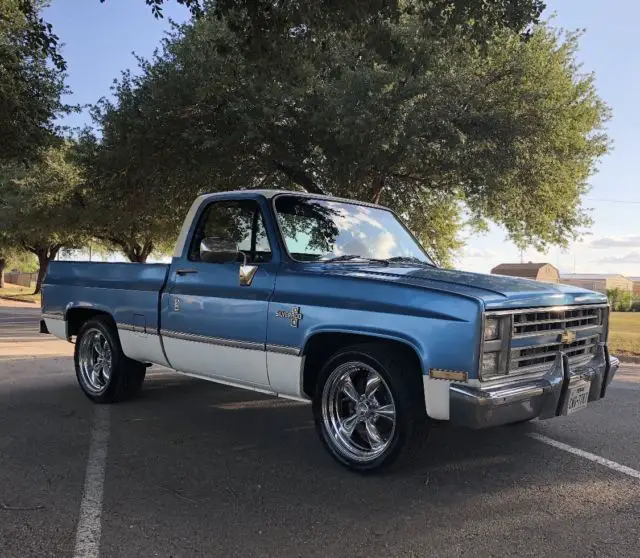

[313,343,428,473]
[74,317,146,403]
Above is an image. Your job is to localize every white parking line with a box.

[528,432,640,480]
[74,405,110,558]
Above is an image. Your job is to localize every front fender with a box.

[301,325,428,374]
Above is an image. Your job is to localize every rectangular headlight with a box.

[481,352,499,376]
[480,314,512,379]
[484,318,501,341]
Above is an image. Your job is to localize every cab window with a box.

[188,199,272,263]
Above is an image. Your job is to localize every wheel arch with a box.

[301,329,426,399]
[65,305,117,340]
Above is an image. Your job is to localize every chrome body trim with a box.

[266,344,301,356]
[450,344,619,429]
[159,329,300,355]
[117,322,160,336]
[513,323,604,340]
[512,333,600,353]
[41,311,64,320]
[116,322,158,337]
[160,329,265,351]
[485,303,609,317]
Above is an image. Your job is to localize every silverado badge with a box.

[561,329,577,345]
[276,306,303,328]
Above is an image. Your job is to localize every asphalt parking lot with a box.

[1,304,639,557]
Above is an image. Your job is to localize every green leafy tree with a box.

[8,250,39,273]
[0,143,87,293]
[0,237,22,288]
[0,0,68,164]
[0,240,38,288]
[84,1,609,265]
[17,0,545,29]
[75,130,177,262]
[99,0,203,19]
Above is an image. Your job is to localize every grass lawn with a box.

[0,282,41,304]
[609,312,640,357]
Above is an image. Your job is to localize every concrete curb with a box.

[619,355,640,365]
[0,295,38,306]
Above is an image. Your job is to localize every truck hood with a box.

[312,264,607,310]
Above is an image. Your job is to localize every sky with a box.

[43,1,640,276]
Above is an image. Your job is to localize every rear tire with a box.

[74,317,146,403]
[312,343,428,473]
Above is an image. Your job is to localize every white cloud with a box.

[463,248,499,258]
[329,204,385,232]
[599,252,640,264]
[370,232,397,259]
[591,236,640,249]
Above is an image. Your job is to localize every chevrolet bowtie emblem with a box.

[561,329,577,345]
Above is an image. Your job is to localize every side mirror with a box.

[200,237,238,263]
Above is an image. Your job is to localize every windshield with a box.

[274,195,434,264]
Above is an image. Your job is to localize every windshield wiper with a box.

[385,256,436,267]
[322,254,389,265]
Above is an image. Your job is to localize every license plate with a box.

[566,381,591,415]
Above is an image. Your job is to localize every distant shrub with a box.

[607,288,634,312]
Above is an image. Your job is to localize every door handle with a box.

[175,268,198,276]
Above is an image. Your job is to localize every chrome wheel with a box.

[321,361,396,463]
[78,328,112,394]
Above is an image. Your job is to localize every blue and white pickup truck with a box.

[41,190,619,471]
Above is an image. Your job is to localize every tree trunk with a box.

[371,174,386,204]
[122,240,153,263]
[273,160,326,195]
[34,254,48,295]
[32,245,62,295]
[0,258,5,289]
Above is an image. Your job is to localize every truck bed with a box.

[42,261,170,334]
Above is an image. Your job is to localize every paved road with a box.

[1,306,639,557]
[0,304,41,338]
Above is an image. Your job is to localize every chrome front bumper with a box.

[450,344,619,429]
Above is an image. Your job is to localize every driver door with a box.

[160,198,276,389]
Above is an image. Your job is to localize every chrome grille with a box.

[481,304,608,380]
[513,306,602,338]
[510,334,600,373]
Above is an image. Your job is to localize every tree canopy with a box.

[0,0,67,164]
[0,143,87,292]
[80,0,607,265]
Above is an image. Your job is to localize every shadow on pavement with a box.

[2,365,639,557]
[98,371,640,557]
